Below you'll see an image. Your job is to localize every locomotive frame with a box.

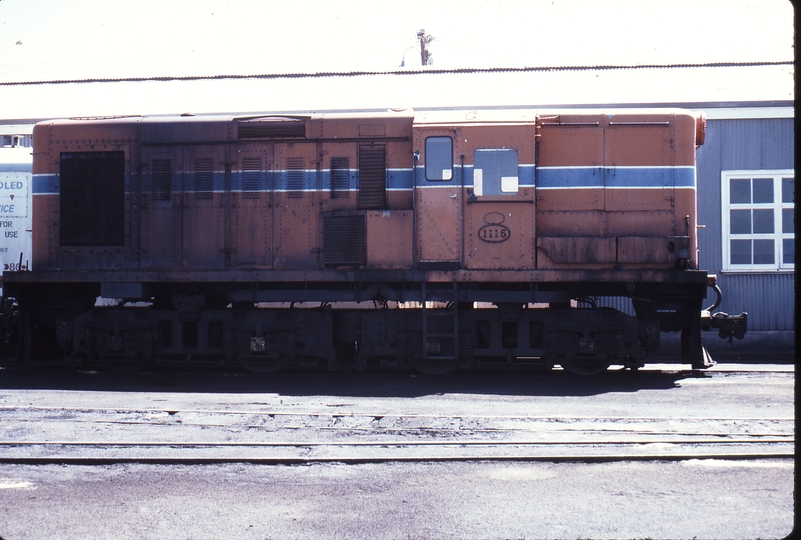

[1,108,746,374]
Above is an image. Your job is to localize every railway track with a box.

[0,405,793,464]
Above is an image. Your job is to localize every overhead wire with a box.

[0,60,792,86]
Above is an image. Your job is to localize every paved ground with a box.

[0,459,794,540]
[0,362,794,539]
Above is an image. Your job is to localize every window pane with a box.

[783,239,794,264]
[782,208,794,234]
[730,179,751,203]
[730,209,751,234]
[752,209,774,234]
[782,177,794,203]
[425,137,453,181]
[782,239,795,264]
[752,178,773,203]
[730,239,751,264]
[474,148,519,196]
[753,239,775,264]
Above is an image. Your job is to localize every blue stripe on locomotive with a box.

[32,165,695,195]
[536,166,696,189]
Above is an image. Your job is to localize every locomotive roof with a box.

[38,107,701,128]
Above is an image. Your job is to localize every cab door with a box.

[461,124,537,270]
[414,129,462,268]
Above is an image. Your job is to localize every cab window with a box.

[473,149,518,196]
[425,136,453,181]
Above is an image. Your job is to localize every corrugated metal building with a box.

[694,103,794,352]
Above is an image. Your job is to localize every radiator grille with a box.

[194,158,213,199]
[241,158,262,199]
[286,157,305,199]
[324,215,366,266]
[359,145,386,209]
[152,159,172,201]
[60,151,125,246]
[238,120,305,139]
[331,157,350,198]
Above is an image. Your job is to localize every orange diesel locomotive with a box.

[1,109,745,373]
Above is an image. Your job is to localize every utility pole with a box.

[417,29,433,66]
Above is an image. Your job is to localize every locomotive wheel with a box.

[100,353,149,372]
[239,354,290,374]
[559,358,610,376]
[410,356,459,375]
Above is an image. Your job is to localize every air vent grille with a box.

[242,158,262,199]
[60,151,125,246]
[194,158,213,199]
[359,145,386,209]
[331,157,350,199]
[286,158,305,199]
[324,215,366,266]
[152,159,172,201]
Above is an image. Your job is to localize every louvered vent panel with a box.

[324,215,365,266]
[60,151,125,246]
[359,145,386,209]
[238,122,306,139]
[242,158,262,199]
[194,158,214,199]
[152,159,172,201]
[331,156,350,199]
[286,157,305,199]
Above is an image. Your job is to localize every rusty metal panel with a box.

[617,236,688,265]
[140,146,182,269]
[182,146,225,269]
[537,124,604,213]
[274,145,318,269]
[605,210,675,236]
[365,210,413,269]
[537,236,617,267]
[604,123,673,212]
[230,144,273,269]
[465,207,535,270]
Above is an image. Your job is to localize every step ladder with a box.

[421,281,459,361]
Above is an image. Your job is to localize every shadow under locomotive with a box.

[0,363,693,398]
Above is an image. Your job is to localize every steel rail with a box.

[0,437,792,447]
[0,405,794,423]
[4,421,794,440]
[0,453,792,466]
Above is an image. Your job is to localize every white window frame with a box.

[721,169,794,272]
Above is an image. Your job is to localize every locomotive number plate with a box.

[478,212,511,243]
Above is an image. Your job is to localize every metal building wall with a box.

[695,116,795,331]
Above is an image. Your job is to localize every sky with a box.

[0,0,795,118]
